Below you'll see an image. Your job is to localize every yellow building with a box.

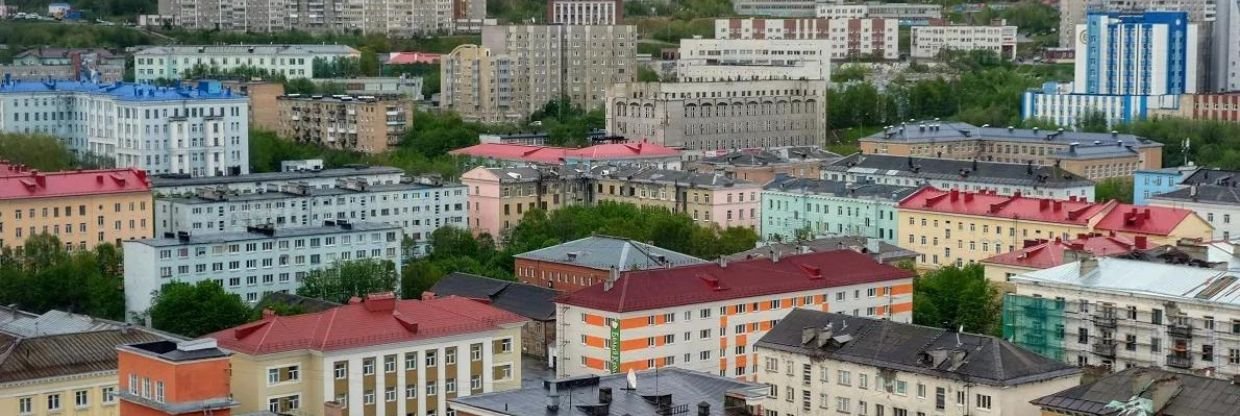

[0,309,175,416]
[898,188,1213,269]
[0,164,153,251]
[207,294,527,416]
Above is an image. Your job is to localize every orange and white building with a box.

[554,249,916,380]
[116,339,235,416]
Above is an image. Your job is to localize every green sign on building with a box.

[609,319,621,373]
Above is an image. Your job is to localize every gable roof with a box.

[1182,168,1240,186]
[1092,204,1195,236]
[1031,367,1240,415]
[1151,184,1240,206]
[0,309,128,338]
[824,153,1095,189]
[556,250,915,313]
[0,329,170,383]
[724,236,918,264]
[428,273,558,321]
[206,295,528,355]
[756,309,1080,387]
[0,164,149,200]
[981,235,1142,269]
[514,235,706,272]
[898,187,1110,225]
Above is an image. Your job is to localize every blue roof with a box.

[0,80,244,102]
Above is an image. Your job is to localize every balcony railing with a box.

[1093,312,1118,328]
[1168,323,1193,339]
[1092,341,1117,358]
[1166,354,1193,369]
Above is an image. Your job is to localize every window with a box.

[837,370,851,386]
[935,387,946,410]
[47,394,61,411]
[427,381,438,396]
[363,358,375,375]
[384,355,397,373]
[471,343,483,361]
[334,362,347,379]
[406,386,418,399]
[837,397,851,413]
[976,394,992,410]
[18,397,32,414]
[363,390,375,405]
[446,378,457,393]
[426,351,438,366]
[500,338,513,353]
[102,387,116,404]
[385,387,397,402]
[471,375,482,390]
[74,390,89,408]
[155,381,165,403]
[1204,344,1215,361]
[917,383,926,399]
[268,368,280,384]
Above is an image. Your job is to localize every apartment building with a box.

[1005,256,1240,377]
[1021,86,1183,129]
[0,309,180,416]
[822,154,1097,200]
[605,78,828,150]
[677,38,831,81]
[1151,93,1240,122]
[3,48,124,83]
[443,25,638,122]
[313,76,425,100]
[221,80,285,130]
[451,368,768,416]
[897,187,1213,269]
[116,339,235,416]
[1150,184,1240,241]
[757,309,1080,416]
[0,164,152,250]
[857,121,1164,180]
[1078,12,1198,95]
[816,2,942,25]
[761,176,916,244]
[276,94,413,154]
[157,0,482,36]
[592,165,764,230]
[731,0,817,17]
[460,166,589,237]
[911,22,1018,60]
[132,45,360,82]
[555,249,917,378]
[0,80,250,177]
[1058,0,1215,51]
[206,294,526,416]
[122,221,404,316]
[150,164,406,196]
[1034,367,1238,415]
[154,176,466,255]
[450,141,682,170]
[512,235,706,292]
[1133,166,1198,205]
[690,147,841,185]
[547,0,621,24]
[714,18,899,60]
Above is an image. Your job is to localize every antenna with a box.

[956,325,963,347]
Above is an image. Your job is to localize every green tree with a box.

[638,66,661,82]
[297,259,400,303]
[1077,110,1110,133]
[1095,177,1134,203]
[0,133,78,171]
[912,264,1001,336]
[0,235,125,320]
[149,281,251,337]
[359,47,380,76]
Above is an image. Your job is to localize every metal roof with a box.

[134,44,359,56]
[514,235,706,272]
[1013,257,1240,306]
[824,154,1095,188]
[429,272,558,321]
[1031,367,1240,415]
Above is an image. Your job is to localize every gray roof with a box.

[161,181,455,205]
[134,44,359,56]
[150,165,405,189]
[1183,168,1240,187]
[1031,367,1240,415]
[725,236,918,264]
[0,309,125,338]
[590,166,759,189]
[122,340,230,362]
[1013,257,1240,306]
[0,329,173,383]
[1150,184,1240,206]
[255,292,342,314]
[428,273,557,320]
[763,175,919,201]
[824,154,1095,188]
[700,148,841,167]
[478,166,562,183]
[514,235,707,271]
[449,367,768,416]
[863,120,1162,159]
[129,222,400,247]
[756,309,1081,387]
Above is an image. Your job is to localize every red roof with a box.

[555,250,915,313]
[897,187,1110,225]
[386,52,441,65]
[450,142,680,165]
[1093,204,1194,236]
[981,234,1145,269]
[0,163,149,200]
[206,295,527,355]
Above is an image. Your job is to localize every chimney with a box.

[801,327,817,345]
[324,401,347,416]
[1039,199,1050,210]
[697,402,711,416]
[1053,200,1062,211]
[1135,235,1148,250]
[865,238,882,257]
[1191,184,1199,201]
[1079,256,1100,278]
[31,170,45,187]
[772,250,781,263]
[817,323,834,348]
[547,381,560,412]
[362,292,397,312]
[964,192,974,202]
[949,189,960,201]
[599,387,613,404]
[604,266,620,292]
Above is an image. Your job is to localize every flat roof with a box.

[861,120,1162,159]
[1014,257,1240,306]
[825,154,1095,188]
[150,166,405,189]
[161,181,458,204]
[128,222,400,247]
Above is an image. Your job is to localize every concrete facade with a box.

[760,177,915,244]
[276,94,414,154]
[605,79,828,150]
[677,38,832,81]
[132,45,360,82]
[713,18,899,60]
[911,23,1018,60]
[158,0,483,36]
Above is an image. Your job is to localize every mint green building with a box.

[761,176,917,243]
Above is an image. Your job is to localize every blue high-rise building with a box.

[1074,11,1197,96]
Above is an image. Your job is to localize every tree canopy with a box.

[0,234,125,320]
[148,280,251,337]
[296,259,400,304]
[912,264,1002,336]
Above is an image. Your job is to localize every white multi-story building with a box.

[158,0,484,36]
[1006,256,1240,380]
[0,80,250,177]
[677,38,832,81]
[547,0,621,24]
[606,78,828,150]
[757,309,1081,416]
[1215,0,1240,91]
[122,221,403,317]
[816,2,942,25]
[149,164,406,196]
[911,22,1018,59]
[132,45,360,82]
[714,18,899,60]
[554,250,916,378]
[1149,184,1240,241]
[1021,86,1182,128]
[155,177,467,255]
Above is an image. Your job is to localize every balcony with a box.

[1168,323,1193,339]
[1091,341,1117,358]
[1093,312,1118,328]
[1166,354,1193,369]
